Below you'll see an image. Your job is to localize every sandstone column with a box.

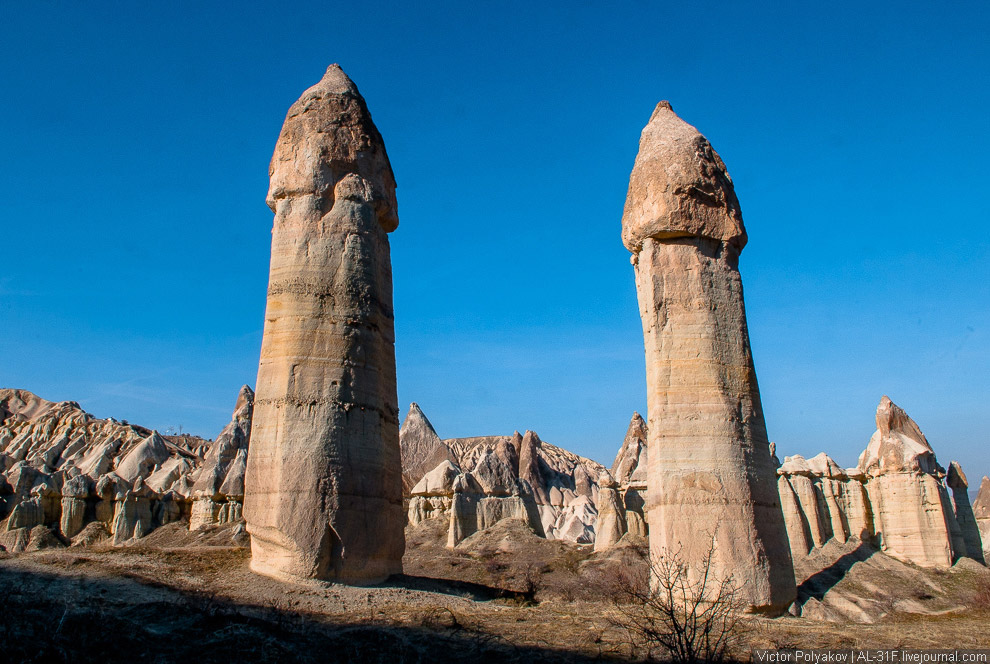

[244,65,404,584]
[621,102,796,612]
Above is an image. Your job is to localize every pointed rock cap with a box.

[806,452,847,479]
[266,63,398,232]
[611,412,648,484]
[858,396,938,476]
[621,101,746,253]
[401,403,439,438]
[400,402,455,494]
[946,461,969,490]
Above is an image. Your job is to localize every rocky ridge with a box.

[401,404,607,546]
[0,386,253,551]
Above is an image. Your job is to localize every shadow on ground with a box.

[796,541,877,604]
[0,565,617,664]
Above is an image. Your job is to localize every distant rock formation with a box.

[946,462,984,564]
[0,386,251,551]
[776,453,873,560]
[777,396,985,568]
[620,100,796,612]
[860,396,957,567]
[610,412,649,539]
[244,64,404,585]
[402,404,607,547]
[400,403,456,495]
[189,385,253,530]
[975,476,990,561]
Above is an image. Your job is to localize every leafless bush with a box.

[608,538,744,664]
[973,575,990,609]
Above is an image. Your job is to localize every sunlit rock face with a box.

[244,65,404,584]
[0,386,250,550]
[858,396,958,567]
[974,476,990,562]
[774,398,985,569]
[621,101,796,613]
[401,404,608,547]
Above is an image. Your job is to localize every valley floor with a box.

[0,520,988,663]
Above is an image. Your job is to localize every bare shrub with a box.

[608,538,744,664]
[973,575,990,609]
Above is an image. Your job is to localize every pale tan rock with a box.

[410,460,460,497]
[946,461,985,563]
[518,430,548,504]
[974,476,990,520]
[552,495,597,543]
[114,431,170,483]
[776,451,875,558]
[859,397,954,567]
[399,403,456,494]
[244,65,404,584]
[593,474,627,552]
[777,475,814,558]
[611,412,648,485]
[189,386,253,530]
[621,101,795,612]
[59,474,91,538]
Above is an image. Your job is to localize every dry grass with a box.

[0,518,987,662]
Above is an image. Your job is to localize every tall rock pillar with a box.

[621,102,795,612]
[244,65,404,584]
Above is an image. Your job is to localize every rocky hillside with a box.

[400,403,608,545]
[0,386,253,551]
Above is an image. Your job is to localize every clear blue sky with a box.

[1,2,987,487]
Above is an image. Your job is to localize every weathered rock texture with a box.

[859,396,956,567]
[776,453,873,561]
[400,403,456,495]
[189,385,254,530]
[243,65,404,584]
[0,387,250,551]
[621,101,795,612]
[975,476,990,562]
[609,412,649,540]
[402,404,608,547]
[946,462,985,564]
[777,396,984,568]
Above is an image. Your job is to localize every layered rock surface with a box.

[402,404,608,547]
[0,386,252,550]
[608,412,649,542]
[777,396,984,568]
[244,65,404,584]
[975,477,990,561]
[621,101,796,612]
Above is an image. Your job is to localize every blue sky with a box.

[1,2,987,486]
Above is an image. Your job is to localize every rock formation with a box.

[400,403,456,494]
[776,453,873,560]
[975,476,990,561]
[777,396,984,569]
[858,396,956,567]
[243,65,404,584]
[402,404,608,546]
[620,101,796,612]
[593,473,627,552]
[0,386,251,551]
[610,412,649,539]
[189,385,253,530]
[946,461,985,564]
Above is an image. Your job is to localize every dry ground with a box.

[0,518,988,663]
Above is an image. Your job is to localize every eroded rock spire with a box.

[621,101,796,612]
[243,65,404,584]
